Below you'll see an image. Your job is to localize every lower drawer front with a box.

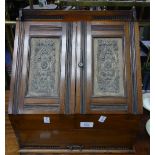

[9,114,141,153]
[18,129,135,147]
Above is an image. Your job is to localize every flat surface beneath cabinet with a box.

[5,91,149,155]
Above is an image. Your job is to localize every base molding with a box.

[19,146,135,154]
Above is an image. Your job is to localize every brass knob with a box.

[78,62,84,68]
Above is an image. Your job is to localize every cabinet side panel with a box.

[134,22,143,114]
[8,21,24,114]
[8,22,19,114]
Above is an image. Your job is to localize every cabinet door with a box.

[10,22,67,114]
[85,21,133,114]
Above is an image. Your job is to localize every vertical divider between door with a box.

[69,22,77,114]
[75,22,81,113]
[85,22,92,113]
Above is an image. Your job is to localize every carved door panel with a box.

[11,22,67,114]
[85,21,133,114]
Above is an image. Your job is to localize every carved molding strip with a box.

[92,15,132,21]
[130,22,138,113]
[93,38,125,97]
[27,38,60,97]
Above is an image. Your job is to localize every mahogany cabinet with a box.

[8,10,143,154]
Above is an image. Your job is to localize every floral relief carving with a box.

[93,38,125,96]
[27,38,60,97]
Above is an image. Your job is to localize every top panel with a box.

[21,10,134,21]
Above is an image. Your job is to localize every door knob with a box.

[78,62,84,68]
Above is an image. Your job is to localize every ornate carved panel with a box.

[93,38,125,97]
[27,38,61,97]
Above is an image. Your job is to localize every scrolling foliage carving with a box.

[27,38,60,97]
[93,38,125,96]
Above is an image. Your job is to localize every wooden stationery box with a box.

[8,10,143,154]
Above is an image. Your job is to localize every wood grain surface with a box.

[6,91,19,155]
